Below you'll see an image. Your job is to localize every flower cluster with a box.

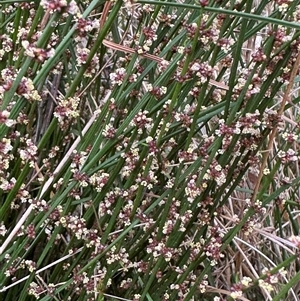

[110,68,127,86]
[19,137,38,166]
[277,148,298,163]
[0,34,13,61]
[22,40,55,62]
[130,110,153,133]
[40,0,79,14]
[146,84,167,99]
[90,170,110,192]
[54,96,80,128]
[258,268,287,293]
[230,277,253,299]
[76,18,100,36]
[0,138,13,175]
[0,68,41,102]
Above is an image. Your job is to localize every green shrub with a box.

[0,0,299,300]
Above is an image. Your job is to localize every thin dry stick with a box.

[99,1,111,28]
[102,39,164,63]
[102,39,229,91]
[251,51,300,203]
[0,248,83,293]
[40,8,51,30]
[206,286,252,301]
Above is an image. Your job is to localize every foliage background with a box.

[0,0,299,300]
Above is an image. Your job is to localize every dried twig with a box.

[102,39,229,90]
[251,51,300,203]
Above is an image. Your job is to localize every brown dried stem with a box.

[251,51,300,203]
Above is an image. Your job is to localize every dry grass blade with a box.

[254,227,297,252]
